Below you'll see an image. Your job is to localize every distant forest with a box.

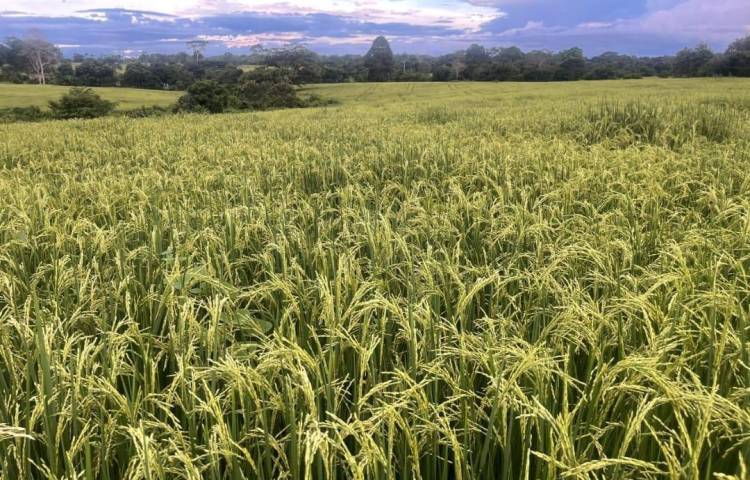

[2,34,749,91]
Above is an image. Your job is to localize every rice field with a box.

[1,79,750,479]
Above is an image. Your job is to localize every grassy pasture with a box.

[0,83,182,110]
[0,78,750,479]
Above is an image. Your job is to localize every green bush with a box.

[0,106,50,123]
[175,71,306,114]
[236,69,301,110]
[175,80,233,114]
[48,87,117,120]
[122,105,171,118]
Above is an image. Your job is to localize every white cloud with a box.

[197,32,305,47]
[205,32,386,47]
[121,49,143,58]
[0,0,500,32]
[577,22,614,29]
[497,20,545,36]
[1,1,187,16]
[631,0,749,42]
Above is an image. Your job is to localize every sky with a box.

[0,1,748,57]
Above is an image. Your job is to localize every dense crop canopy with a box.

[0,79,749,479]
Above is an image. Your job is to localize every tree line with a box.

[1,34,749,91]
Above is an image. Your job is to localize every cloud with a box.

[476,0,748,55]
[577,22,614,29]
[638,0,750,42]
[0,1,747,56]
[0,8,466,55]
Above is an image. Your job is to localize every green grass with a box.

[1,78,750,480]
[0,83,182,111]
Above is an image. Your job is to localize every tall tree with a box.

[464,44,490,80]
[723,35,750,77]
[122,63,162,89]
[0,42,9,66]
[264,45,323,84]
[555,47,586,81]
[364,36,395,82]
[74,60,118,87]
[187,40,209,62]
[3,38,30,71]
[20,32,61,85]
[673,43,714,77]
[55,61,76,85]
[488,47,524,81]
[522,50,557,81]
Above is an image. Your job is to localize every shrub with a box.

[236,69,301,110]
[48,87,117,120]
[122,105,171,118]
[174,70,309,115]
[175,80,233,114]
[0,106,50,123]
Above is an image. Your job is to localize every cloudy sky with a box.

[1,1,748,57]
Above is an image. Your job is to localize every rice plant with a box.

[1,79,749,480]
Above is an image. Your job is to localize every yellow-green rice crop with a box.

[1,79,750,479]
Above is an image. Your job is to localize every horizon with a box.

[0,1,748,58]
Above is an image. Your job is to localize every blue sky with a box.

[1,1,747,57]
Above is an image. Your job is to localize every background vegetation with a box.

[2,34,750,91]
[1,78,749,479]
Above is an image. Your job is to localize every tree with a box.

[49,87,116,119]
[20,32,61,85]
[54,61,76,85]
[488,47,524,81]
[674,43,714,77]
[586,52,642,80]
[206,65,244,85]
[431,65,453,81]
[122,63,162,89]
[392,54,433,81]
[723,35,750,77]
[555,47,585,81]
[236,69,301,110]
[319,55,368,83]
[0,42,9,66]
[74,60,118,87]
[521,51,557,81]
[151,63,194,90]
[5,38,29,70]
[640,56,674,77]
[433,52,466,80]
[464,44,490,80]
[364,36,395,82]
[187,40,209,62]
[176,80,232,113]
[263,46,323,84]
